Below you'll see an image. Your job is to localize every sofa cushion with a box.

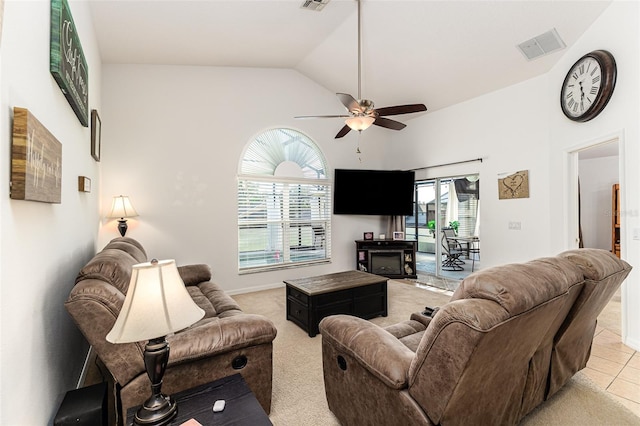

[178,264,212,286]
[103,237,147,262]
[75,249,140,294]
[450,257,583,316]
[188,281,243,319]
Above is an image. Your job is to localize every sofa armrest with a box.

[319,315,414,389]
[410,311,433,328]
[178,264,212,286]
[167,314,277,365]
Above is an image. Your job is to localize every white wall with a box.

[385,74,554,267]
[385,1,639,349]
[0,0,102,423]
[579,156,619,250]
[100,64,390,293]
[547,1,639,349]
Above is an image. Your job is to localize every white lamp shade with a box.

[106,259,205,344]
[345,115,375,131]
[108,195,139,219]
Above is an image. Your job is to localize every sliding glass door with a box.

[406,174,480,281]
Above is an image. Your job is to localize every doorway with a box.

[405,174,480,282]
[568,137,620,251]
[568,134,625,341]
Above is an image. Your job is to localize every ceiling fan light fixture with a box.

[345,115,375,131]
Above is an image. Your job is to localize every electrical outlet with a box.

[633,228,640,241]
[508,221,522,230]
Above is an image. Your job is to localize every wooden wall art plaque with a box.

[50,0,89,127]
[498,170,530,200]
[11,107,62,203]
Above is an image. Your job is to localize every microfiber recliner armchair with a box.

[319,249,630,425]
[65,237,277,422]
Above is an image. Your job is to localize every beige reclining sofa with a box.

[65,237,277,421]
[320,248,631,425]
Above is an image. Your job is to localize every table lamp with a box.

[108,195,139,237]
[106,259,205,425]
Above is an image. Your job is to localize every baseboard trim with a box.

[226,281,284,296]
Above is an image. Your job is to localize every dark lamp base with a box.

[117,219,128,237]
[133,394,177,426]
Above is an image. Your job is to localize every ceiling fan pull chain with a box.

[357,0,362,100]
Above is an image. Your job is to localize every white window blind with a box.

[238,128,331,273]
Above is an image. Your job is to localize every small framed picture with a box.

[379,234,386,240]
[393,231,405,240]
[91,109,101,162]
[363,232,374,240]
[358,251,365,261]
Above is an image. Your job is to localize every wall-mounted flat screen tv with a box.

[333,169,415,215]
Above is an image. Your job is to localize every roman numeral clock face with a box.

[561,50,616,122]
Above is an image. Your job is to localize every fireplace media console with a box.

[356,239,417,279]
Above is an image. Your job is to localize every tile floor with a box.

[413,278,640,417]
[582,289,640,416]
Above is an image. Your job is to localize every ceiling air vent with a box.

[517,28,566,61]
[301,0,330,12]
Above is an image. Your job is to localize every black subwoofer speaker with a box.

[54,382,107,426]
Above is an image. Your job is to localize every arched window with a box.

[238,128,331,272]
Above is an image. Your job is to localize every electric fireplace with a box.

[369,250,404,276]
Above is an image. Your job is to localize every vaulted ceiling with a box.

[89,0,612,115]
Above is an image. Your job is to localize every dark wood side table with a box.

[285,270,388,337]
[126,374,271,426]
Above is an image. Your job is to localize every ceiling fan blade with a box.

[374,117,407,131]
[335,124,352,139]
[337,93,361,113]
[295,114,351,119]
[375,104,427,117]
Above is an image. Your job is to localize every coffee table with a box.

[284,270,388,337]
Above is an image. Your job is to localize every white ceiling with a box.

[88,0,612,115]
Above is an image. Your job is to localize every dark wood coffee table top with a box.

[283,270,387,296]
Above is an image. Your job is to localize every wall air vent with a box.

[517,28,566,61]
[301,0,330,12]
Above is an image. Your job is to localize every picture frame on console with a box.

[363,232,374,240]
[393,231,404,240]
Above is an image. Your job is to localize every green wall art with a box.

[50,0,89,127]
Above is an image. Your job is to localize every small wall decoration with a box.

[91,109,101,161]
[498,170,530,200]
[78,176,91,192]
[393,231,405,240]
[363,232,374,240]
[11,107,62,203]
[50,0,89,127]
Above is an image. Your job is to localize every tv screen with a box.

[333,169,415,215]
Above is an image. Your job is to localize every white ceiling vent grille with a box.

[301,0,331,12]
[517,28,566,61]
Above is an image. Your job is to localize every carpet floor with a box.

[232,280,640,425]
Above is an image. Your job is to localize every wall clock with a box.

[560,50,616,122]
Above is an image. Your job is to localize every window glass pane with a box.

[238,128,330,272]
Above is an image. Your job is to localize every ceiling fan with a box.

[296,0,427,139]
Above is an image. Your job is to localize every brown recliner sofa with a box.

[319,248,631,425]
[65,237,277,422]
